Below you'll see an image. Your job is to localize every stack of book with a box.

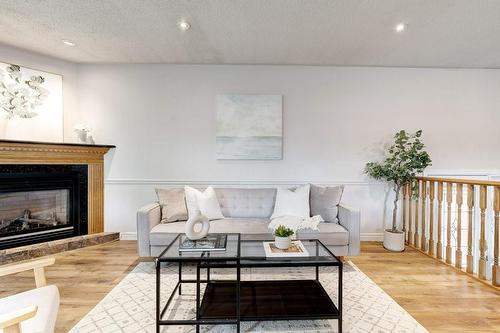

[178,234,227,252]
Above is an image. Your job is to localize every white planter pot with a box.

[274,236,291,250]
[383,230,405,252]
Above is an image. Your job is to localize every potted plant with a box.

[365,130,432,252]
[273,225,294,249]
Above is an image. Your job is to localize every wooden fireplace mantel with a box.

[0,140,115,234]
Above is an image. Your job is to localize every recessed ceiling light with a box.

[177,19,191,31]
[395,23,406,33]
[62,39,76,46]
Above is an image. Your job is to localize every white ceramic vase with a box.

[383,229,405,252]
[274,236,291,250]
[185,213,210,240]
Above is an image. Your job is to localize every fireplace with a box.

[0,165,88,249]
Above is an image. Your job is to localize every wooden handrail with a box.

[417,176,500,187]
[406,176,500,288]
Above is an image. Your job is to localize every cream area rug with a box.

[70,261,427,333]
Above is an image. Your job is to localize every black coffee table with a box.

[156,233,342,332]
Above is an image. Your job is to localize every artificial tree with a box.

[365,130,432,233]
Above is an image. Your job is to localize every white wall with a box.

[0,44,79,142]
[75,64,500,238]
[2,43,500,239]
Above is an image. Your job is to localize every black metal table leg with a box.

[155,259,160,333]
[196,263,200,333]
[316,242,319,280]
[207,266,210,282]
[236,263,241,333]
[338,263,343,333]
[178,261,182,295]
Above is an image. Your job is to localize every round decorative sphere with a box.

[185,213,210,240]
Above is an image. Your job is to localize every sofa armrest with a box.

[338,204,360,256]
[137,202,161,257]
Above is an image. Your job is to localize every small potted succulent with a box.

[273,225,294,249]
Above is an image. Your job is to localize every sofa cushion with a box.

[296,222,349,246]
[155,188,188,222]
[150,218,272,246]
[271,184,310,219]
[310,184,344,223]
[215,188,276,218]
[185,186,224,220]
[150,218,349,247]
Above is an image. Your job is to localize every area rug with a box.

[70,261,427,333]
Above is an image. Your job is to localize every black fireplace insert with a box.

[0,165,88,249]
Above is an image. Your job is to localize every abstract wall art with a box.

[216,94,282,160]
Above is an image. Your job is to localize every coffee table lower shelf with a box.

[199,279,340,321]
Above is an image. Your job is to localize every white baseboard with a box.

[120,232,138,240]
[120,231,383,242]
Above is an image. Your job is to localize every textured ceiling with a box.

[0,0,500,67]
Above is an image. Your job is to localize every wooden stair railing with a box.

[403,176,500,287]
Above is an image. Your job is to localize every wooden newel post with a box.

[429,182,435,256]
[402,184,408,243]
[409,182,414,246]
[437,182,444,259]
[446,182,453,264]
[466,184,474,274]
[493,186,500,286]
[478,185,487,280]
[414,180,421,248]
[421,180,427,252]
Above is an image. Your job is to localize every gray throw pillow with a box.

[310,184,344,223]
[155,188,188,222]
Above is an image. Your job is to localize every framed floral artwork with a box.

[0,62,63,142]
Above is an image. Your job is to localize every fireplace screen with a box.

[0,189,71,237]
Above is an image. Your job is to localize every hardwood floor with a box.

[0,240,499,332]
[351,242,500,333]
[0,240,141,332]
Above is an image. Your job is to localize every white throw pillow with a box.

[184,186,224,220]
[271,184,311,219]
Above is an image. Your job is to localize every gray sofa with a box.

[137,187,360,257]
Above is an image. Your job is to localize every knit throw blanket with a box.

[268,215,323,233]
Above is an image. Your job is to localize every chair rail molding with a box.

[105,179,373,186]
